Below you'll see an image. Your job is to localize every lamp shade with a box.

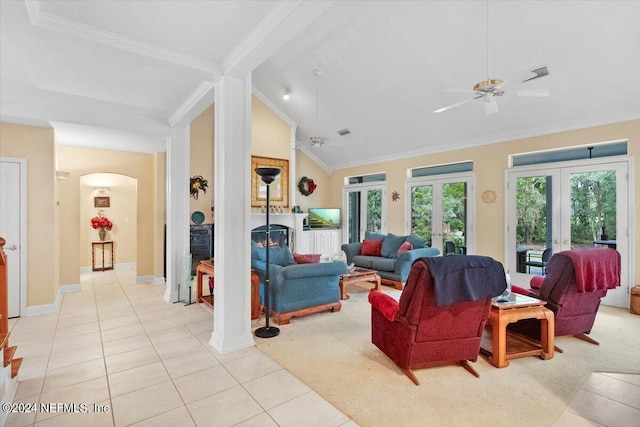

[255,167,281,184]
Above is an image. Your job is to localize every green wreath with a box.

[297,176,317,196]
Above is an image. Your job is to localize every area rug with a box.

[255,283,640,427]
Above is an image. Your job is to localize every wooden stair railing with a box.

[0,237,22,378]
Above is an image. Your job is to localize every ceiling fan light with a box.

[484,98,498,115]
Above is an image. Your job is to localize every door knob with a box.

[563,240,569,245]
[6,245,17,251]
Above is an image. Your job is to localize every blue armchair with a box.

[251,243,348,324]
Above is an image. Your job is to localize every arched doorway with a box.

[81,173,138,272]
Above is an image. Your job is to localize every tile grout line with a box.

[92,270,118,427]
[112,269,199,426]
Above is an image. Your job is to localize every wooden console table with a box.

[92,241,114,271]
[480,294,554,368]
[195,259,260,320]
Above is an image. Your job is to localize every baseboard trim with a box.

[153,276,166,285]
[136,275,154,284]
[164,288,178,303]
[115,262,136,270]
[80,262,136,274]
[23,283,80,316]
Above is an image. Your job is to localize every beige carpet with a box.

[255,283,640,427]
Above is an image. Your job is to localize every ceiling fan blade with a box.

[445,88,479,94]
[434,95,481,113]
[499,66,550,88]
[521,66,549,83]
[516,88,550,97]
[484,98,498,115]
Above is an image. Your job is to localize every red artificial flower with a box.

[90,211,113,230]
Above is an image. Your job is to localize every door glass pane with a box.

[410,185,433,246]
[347,191,360,243]
[570,170,616,249]
[441,182,467,254]
[366,189,382,234]
[516,176,552,274]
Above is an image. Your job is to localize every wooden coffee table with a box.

[339,267,381,300]
[480,293,554,368]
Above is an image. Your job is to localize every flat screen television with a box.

[308,208,341,229]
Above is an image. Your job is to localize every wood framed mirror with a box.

[251,156,289,208]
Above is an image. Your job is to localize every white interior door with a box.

[0,159,24,317]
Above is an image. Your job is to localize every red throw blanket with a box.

[561,248,620,293]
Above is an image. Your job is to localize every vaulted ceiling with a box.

[2,1,639,171]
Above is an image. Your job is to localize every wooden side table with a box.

[92,241,114,271]
[196,259,214,307]
[195,259,259,320]
[481,294,554,368]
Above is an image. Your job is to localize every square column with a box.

[165,127,190,302]
[210,74,255,352]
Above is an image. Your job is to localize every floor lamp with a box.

[254,167,281,339]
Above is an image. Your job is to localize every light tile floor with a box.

[554,372,640,427]
[5,269,639,426]
[6,269,357,427]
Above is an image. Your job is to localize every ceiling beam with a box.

[169,81,217,128]
[24,0,222,77]
[169,1,335,129]
[223,0,335,77]
[1,93,170,138]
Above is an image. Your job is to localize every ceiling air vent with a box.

[337,128,351,136]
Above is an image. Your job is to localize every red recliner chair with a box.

[368,256,506,385]
[511,248,621,346]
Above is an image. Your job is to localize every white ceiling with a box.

[2,1,639,171]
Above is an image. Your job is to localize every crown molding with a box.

[330,111,640,171]
[252,87,297,128]
[251,88,332,173]
[25,0,221,76]
[296,145,332,175]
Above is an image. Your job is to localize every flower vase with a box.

[99,228,106,241]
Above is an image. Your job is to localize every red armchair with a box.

[511,248,620,346]
[368,256,505,385]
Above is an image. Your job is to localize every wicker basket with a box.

[631,286,640,315]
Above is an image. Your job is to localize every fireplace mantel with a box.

[250,213,308,251]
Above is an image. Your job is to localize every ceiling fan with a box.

[308,69,335,148]
[434,67,550,115]
[434,1,550,115]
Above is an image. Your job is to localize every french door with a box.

[343,184,386,243]
[506,158,631,308]
[406,174,474,255]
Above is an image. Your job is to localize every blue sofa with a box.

[251,242,348,324]
[341,232,440,290]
